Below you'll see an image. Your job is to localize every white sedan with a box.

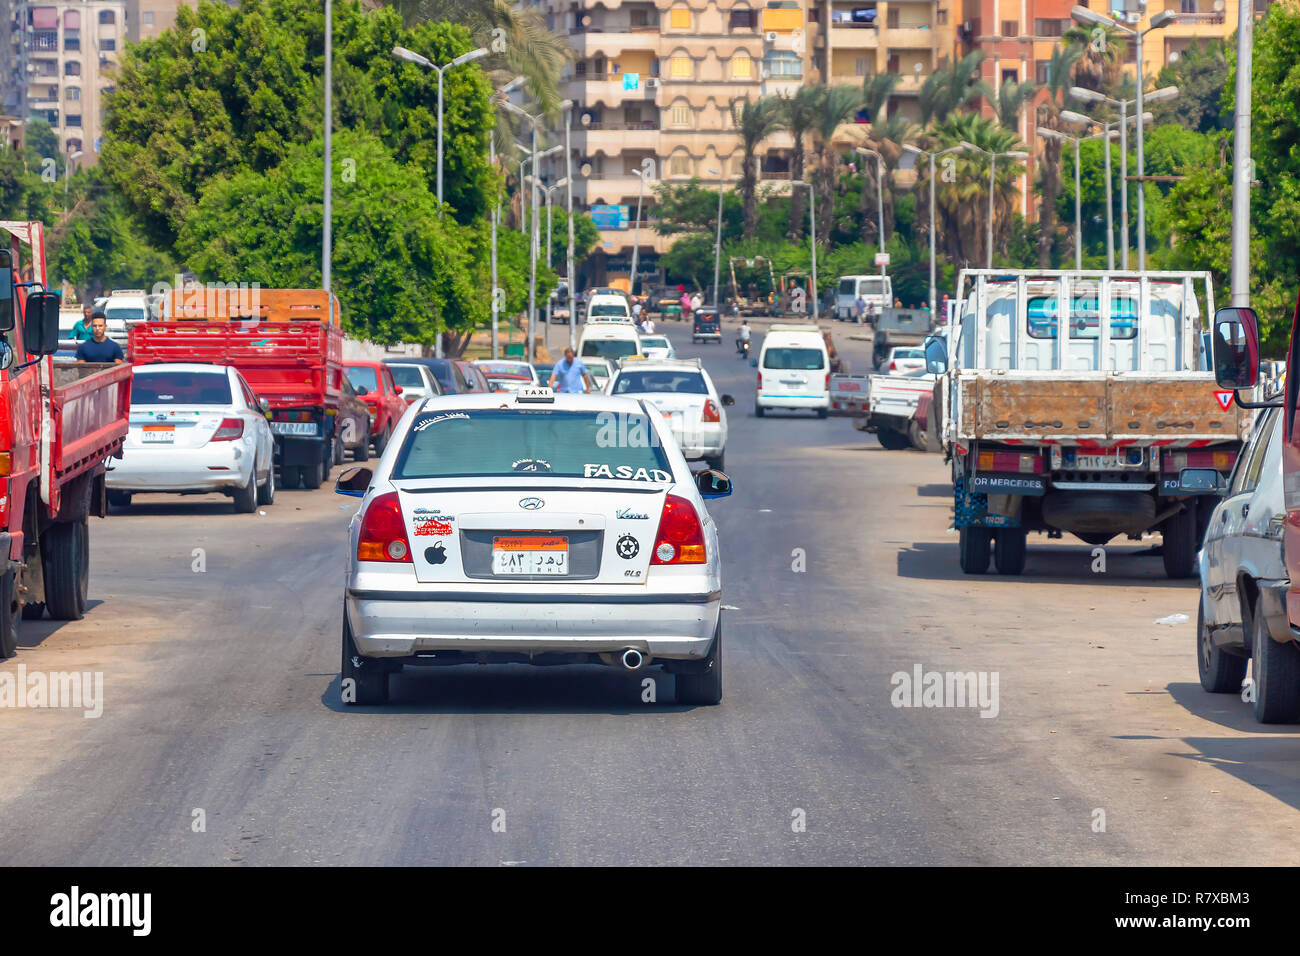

[638,334,675,360]
[607,358,732,470]
[882,346,925,374]
[107,363,276,512]
[336,388,733,706]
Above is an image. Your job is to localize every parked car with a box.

[385,362,443,404]
[882,346,925,374]
[1194,404,1298,722]
[337,377,371,463]
[383,358,487,396]
[106,363,276,512]
[344,361,409,455]
[473,359,539,393]
[580,356,614,392]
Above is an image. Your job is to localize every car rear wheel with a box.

[43,518,88,621]
[1162,505,1198,579]
[1197,597,1245,693]
[993,527,1027,575]
[877,427,909,450]
[908,419,927,450]
[754,404,765,418]
[959,526,992,574]
[373,426,390,456]
[256,458,276,506]
[0,569,20,659]
[676,621,722,706]
[342,612,389,706]
[1251,594,1300,723]
[232,467,257,513]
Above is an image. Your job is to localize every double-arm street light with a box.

[1061,108,1151,270]
[903,143,968,315]
[1038,126,1117,269]
[790,181,818,321]
[854,147,886,265]
[1069,86,1176,269]
[500,100,548,363]
[708,167,726,311]
[525,174,571,347]
[1069,5,1178,270]
[961,142,1029,268]
[392,45,489,212]
[630,159,654,300]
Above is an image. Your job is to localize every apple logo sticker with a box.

[425,543,448,565]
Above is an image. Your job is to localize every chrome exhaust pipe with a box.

[620,648,644,670]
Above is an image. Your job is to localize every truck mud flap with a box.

[277,435,327,467]
[954,475,1016,529]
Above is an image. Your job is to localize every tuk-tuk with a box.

[692,306,721,344]
[654,288,682,321]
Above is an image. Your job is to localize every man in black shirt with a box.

[75,313,124,364]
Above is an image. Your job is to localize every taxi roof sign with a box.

[514,386,556,403]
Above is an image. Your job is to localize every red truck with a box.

[0,221,132,657]
[130,289,345,489]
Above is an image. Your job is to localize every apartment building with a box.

[125,0,183,43]
[1,0,128,163]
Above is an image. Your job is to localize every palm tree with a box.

[809,85,864,246]
[996,78,1038,132]
[1063,23,1128,94]
[929,113,1026,266]
[733,95,784,240]
[778,85,824,241]
[862,73,901,126]
[858,110,917,246]
[1035,45,1081,266]
[919,51,992,126]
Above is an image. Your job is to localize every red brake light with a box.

[756,371,763,389]
[702,399,720,423]
[211,418,244,442]
[357,491,412,562]
[889,361,897,371]
[651,494,706,565]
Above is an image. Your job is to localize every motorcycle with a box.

[736,337,750,358]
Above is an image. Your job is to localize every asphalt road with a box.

[1,317,1298,865]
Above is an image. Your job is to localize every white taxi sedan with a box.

[607,357,732,470]
[106,363,276,512]
[336,387,733,706]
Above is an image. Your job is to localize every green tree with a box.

[779,84,824,241]
[919,51,991,125]
[1150,39,1229,133]
[732,95,784,240]
[1034,44,1081,266]
[928,113,1025,266]
[811,85,864,246]
[544,207,600,272]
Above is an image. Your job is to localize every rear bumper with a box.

[106,444,252,491]
[757,393,829,409]
[345,589,721,660]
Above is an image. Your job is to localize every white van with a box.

[754,324,830,418]
[579,323,642,363]
[586,291,633,323]
[835,275,892,321]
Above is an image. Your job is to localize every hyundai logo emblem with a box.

[518,497,545,510]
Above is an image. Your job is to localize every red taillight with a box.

[651,494,706,565]
[210,418,244,442]
[702,399,720,423]
[757,372,763,389]
[825,372,831,389]
[357,491,412,562]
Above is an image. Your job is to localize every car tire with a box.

[1197,597,1246,693]
[1251,594,1300,723]
[908,419,927,451]
[232,467,257,514]
[704,453,725,471]
[677,621,722,706]
[21,600,45,621]
[959,526,992,574]
[1162,505,1198,579]
[43,518,88,621]
[817,407,829,419]
[373,426,390,457]
[256,458,276,506]
[280,466,302,490]
[0,569,20,659]
[993,527,1027,575]
[877,427,909,450]
[107,490,131,509]
[332,434,344,465]
[754,404,765,418]
[342,611,389,706]
[351,437,369,463]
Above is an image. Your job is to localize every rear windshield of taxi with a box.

[392,409,671,480]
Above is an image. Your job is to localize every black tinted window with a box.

[132,371,231,405]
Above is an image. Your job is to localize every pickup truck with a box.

[872,306,933,368]
[864,370,936,449]
[829,373,870,417]
[937,269,1245,578]
[0,221,132,657]
[130,288,345,490]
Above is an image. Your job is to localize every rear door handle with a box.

[1243,504,1250,519]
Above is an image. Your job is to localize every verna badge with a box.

[518,497,545,510]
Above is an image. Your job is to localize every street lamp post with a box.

[499,103,548,364]
[854,147,886,269]
[490,133,499,359]
[324,0,332,293]
[962,142,1029,268]
[903,144,968,316]
[708,168,725,311]
[1069,6,1177,270]
[63,149,83,215]
[1062,109,1131,270]
[526,176,569,349]
[791,181,818,321]
[1232,0,1253,308]
[561,100,577,350]
[630,159,653,301]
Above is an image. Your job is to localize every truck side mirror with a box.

[924,336,947,374]
[22,291,61,356]
[1211,307,1260,390]
[0,250,13,332]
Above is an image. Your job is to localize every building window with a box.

[64,32,80,52]
[669,55,692,78]
[1001,20,1018,37]
[937,9,948,26]
[66,138,82,153]
[729,10,755,30]
[1180,0,1196,11]
[732,53,752,79]
[1035,60,1050,84]
[64,61,81,76]
[887,8,900,28]
[630,8,649,27]
[65,86,79,102]
[669,7,690,29]
[855,56,870,76]
[671,104,691,127]
[100,38,117,52]
[764,51,802,78]
[669,154,690,176]
[143,11,154,27]
[66,114,82,128]
[32,59,57,77]
[1001,69,1018,84]
[98,10,115,24]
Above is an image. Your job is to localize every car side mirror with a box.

[394,385,403,395]
[259,396,270,414]
[696,469,732,499]
[721,394,735,406]
[1179,468,1227,494]
[355,384,369,396]
[0,249,14,332]
[23,290,61,356]
[1211,307,1260,389]
[335,466,373,498]
[749,358,757,368]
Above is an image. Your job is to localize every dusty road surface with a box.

[0,320,1296,865]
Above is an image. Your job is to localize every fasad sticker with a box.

[414,519,453,536]
[584,464,672,481]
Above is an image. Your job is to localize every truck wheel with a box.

[877,427,909,450]
[0,570,20,659]
[44,518,88,621]
[677,620,722,706]
[373,427,390,456]
[232,469,257,514]
[993,528,1027,575]
[302,450,326,490]
[817,407,829,420]
[1251,594,1300,723]
[1161,506,1198,579]
[332,435,344,465]
[959,527,992,574]
[351,440,369,463]
[257,458,276,506]
[1197,598,1245,693]
[21,601,45,621]
[908,420,927,450]
[281,466,302,490]
[342,612,389,706]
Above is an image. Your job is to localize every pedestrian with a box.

[547,347,592,394]
[641,315,656,334]
[680,289,693,322]
[894,297,903,308]
[632,301,642,323]
[691,291,703,313]
[854,293,866,323]
[75,312,124,364]
[71,305,94,341]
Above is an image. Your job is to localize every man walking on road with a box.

[548,347,592,394]
[75,313,124,364]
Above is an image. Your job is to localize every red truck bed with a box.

[49,363,132,495]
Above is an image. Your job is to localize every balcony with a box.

[564,74,660,104]
[829,25,879,49]
[568,24,660,57]
[572,122,661,152]
[884,26,938,47]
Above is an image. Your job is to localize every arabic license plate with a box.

[141,426,174,443]
[271,421,317,436]
[492,535,569,575]
[1075,454,1143,471]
